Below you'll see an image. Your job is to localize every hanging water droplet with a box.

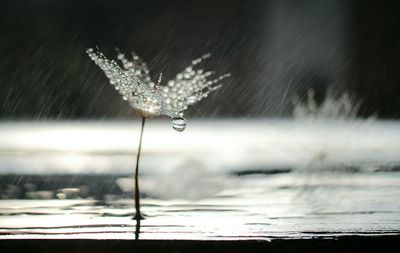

[171,117,186,132]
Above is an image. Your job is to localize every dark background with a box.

[0,0,399,120]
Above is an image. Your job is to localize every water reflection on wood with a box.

[0,172,399,240]
[0,120,399,240]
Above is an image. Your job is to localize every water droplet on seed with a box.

[172,117,186,132]
[187,96,196,104]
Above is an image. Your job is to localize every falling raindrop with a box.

[171,117,186,132]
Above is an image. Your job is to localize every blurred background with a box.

[0,0,400,120]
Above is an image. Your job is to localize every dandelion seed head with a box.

[87,48,229,120]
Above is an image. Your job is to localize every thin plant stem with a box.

[135,218,141,240]
[134,117,145,221]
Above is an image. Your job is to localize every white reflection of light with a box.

[57,154,89,172]
[0,119,399,175]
